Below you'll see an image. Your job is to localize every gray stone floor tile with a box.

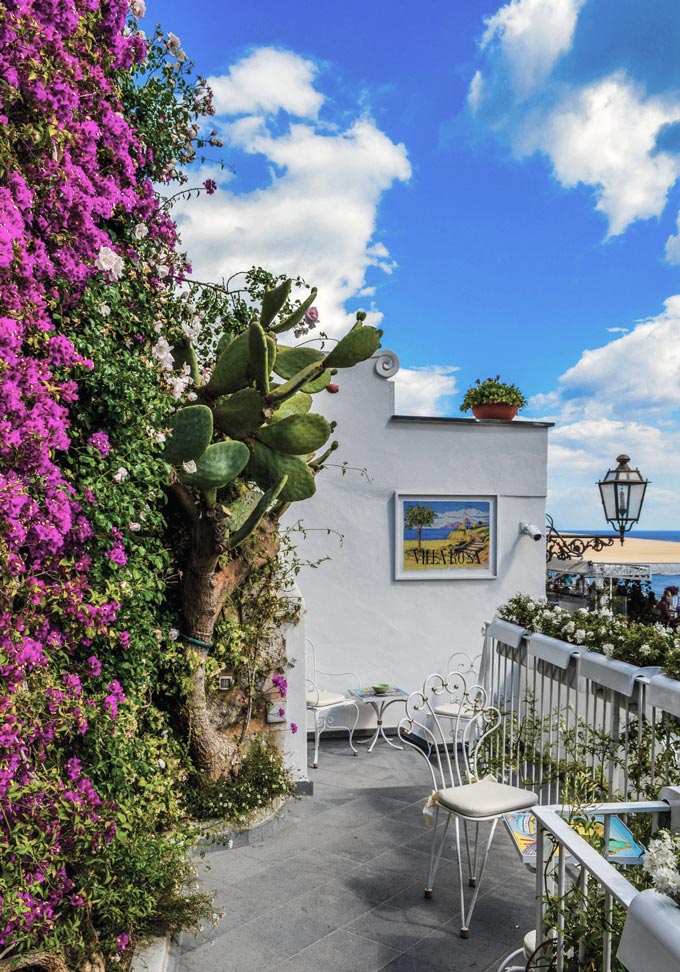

[345,901,444,951]
[179,738,539,972]
[276,928,401,972]
[288,883,384,925]
[326,861,419,903]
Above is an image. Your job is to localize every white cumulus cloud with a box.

[519,73,680,236]
[207,47,323,118]
[481,0,586,100]
[172,48,411,337]
[392,365,459,416]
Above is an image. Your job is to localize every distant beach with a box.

[567,529,680,598]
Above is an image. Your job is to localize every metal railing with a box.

[532,788,680,972]
[481,621,680,805]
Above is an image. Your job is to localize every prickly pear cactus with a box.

[165,285,381,545]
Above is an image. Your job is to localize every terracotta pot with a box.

[471,403,519,421]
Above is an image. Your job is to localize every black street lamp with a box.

[546,454,649,561]
[597,454,649,545]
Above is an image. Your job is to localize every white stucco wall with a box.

[283,351,552,731]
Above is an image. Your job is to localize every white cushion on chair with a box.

[437,779,538,818]
[433,701,475,718]
[306,688,347,708]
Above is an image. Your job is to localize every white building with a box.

[283,351,552,773]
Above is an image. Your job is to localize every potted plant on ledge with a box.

[460,375,528,421]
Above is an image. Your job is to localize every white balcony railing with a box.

[531,788,680,972]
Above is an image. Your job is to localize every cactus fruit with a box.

[324,325,382,369]
[326,384,339,393]
[206,330,251,395]
[272,345,324,380]
[213,388,265,438]
[302,368,334,394]
[259,279,292,329]
[164,405,214,465]
[270,392,312,421]
[255,413,331,455]
[246,441,316,502]
[271,287,318,334]
[248,322,270,394]
[178,439,250,492]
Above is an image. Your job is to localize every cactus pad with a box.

[324,325,382,369]
[302,368,334,393]
[273,345,324,380]
[260,279,292,329]
[271,287,318,334]
[206,330,251,395]
[270,392,312,421]
[248,322,269,393]
[163,405,213,465]
[247,441,316,502]
[213,388,265,438]
[256,413,331,455]
[178,439,250,491]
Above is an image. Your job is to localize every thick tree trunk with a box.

[170,483,281,782]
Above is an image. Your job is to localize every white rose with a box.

[156,264,170,279]
[166,32,181,52]
[134,223,149,240]
[130,0,146,17]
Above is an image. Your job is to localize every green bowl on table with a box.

[372,683,389,695]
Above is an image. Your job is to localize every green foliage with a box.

[497,593,680,674]
[186,736,296,824]
[460,375,527,411]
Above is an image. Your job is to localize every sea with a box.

[569,529,680,599]
[404,526,680,599]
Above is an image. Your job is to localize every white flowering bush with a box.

[497,594,680,677]
[643,830,680,904]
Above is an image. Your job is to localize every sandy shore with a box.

[555,535,680,570]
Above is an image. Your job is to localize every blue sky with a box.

[143,0,680,530]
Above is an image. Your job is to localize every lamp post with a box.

[598,454,649,545]
[546,454,649,561]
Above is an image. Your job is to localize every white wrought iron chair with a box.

[305,638,360,769]
[399,671,538,938]
[431,651,483,748]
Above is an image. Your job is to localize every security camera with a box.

[519,522,543,541]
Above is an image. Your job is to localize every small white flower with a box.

[154,431,167,443]
[156,264,170,279]
[134,223,149,240]
[158,758,166,769]
[95,245,124,280]
[182,460,197,474]
[166,31,181,52]
[186,391,198,401]
[99,303,111,318]
[112,467,128,483]
[181,317,202,341]
[152,336,174,371]
[168,628,179,641]
[129,521,141,532]
[130,0,146,17]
